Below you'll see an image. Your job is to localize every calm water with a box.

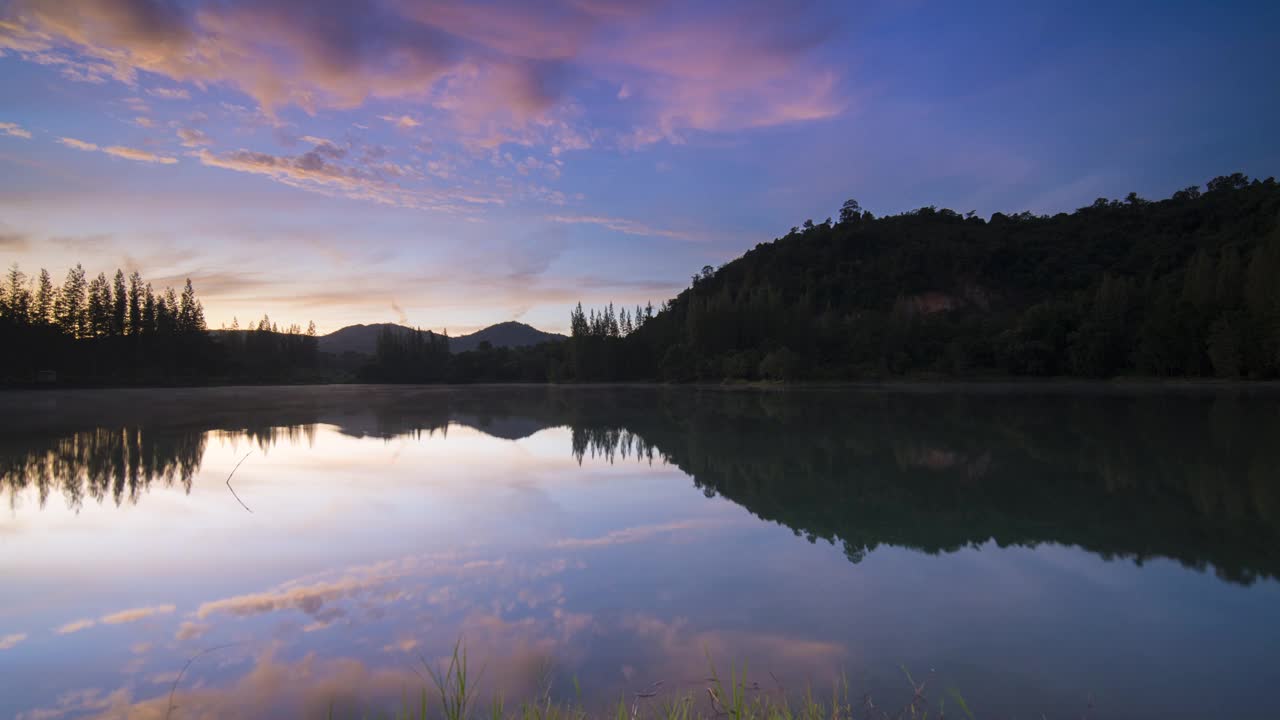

[2,385,1279,719]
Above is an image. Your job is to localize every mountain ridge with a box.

[318,320,564,356]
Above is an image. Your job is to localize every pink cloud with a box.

[2,0,844,146]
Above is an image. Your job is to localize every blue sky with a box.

[1,0,1277,333]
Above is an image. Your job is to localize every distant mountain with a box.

[318,321,564,356]
[447,321,566,353]
[316,323,409,355]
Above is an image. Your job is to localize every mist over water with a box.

[2,385,1279,719]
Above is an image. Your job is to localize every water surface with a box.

[2,385,1279,719]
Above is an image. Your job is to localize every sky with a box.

[1,0,1278,334]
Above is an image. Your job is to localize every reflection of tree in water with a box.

[571,427,658,465]
[1,426,206,511]
[5,386,1280,584]
[0,396,457,512]
[565,389,1280,585]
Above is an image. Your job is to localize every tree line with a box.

[7,172,1280,384]
[565,173,1280,381]
[2,264,207,338]
[0,265,321,383]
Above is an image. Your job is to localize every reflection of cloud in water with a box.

[19,537,849,719]
[618,613,847,683]
[32,609,845,720]
[553,519,720,549]
[174,621,210,641]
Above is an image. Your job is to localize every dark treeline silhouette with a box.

[6,385,1278,584]
[568,174,1280,381]
[8,174,1280,384]
[0,265,321,383]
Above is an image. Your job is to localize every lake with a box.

[2,385,1278,719]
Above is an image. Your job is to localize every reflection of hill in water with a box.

[4,386,1279,584]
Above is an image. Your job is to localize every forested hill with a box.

[448,321,565,353]
[572,173,1280,381]
[317,321,563,355]
[5,173,1279,385]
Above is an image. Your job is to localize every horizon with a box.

[3,0,1279,335]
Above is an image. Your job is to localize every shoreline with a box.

[6,376,1280,393]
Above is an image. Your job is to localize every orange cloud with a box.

[176,127,212,147]
[100,604,177,625]
[174,621,210,641]
[378,114,421,130]
[102,145,178,164]
[57,136,177,163]
[57,136,98,151]
[0,632,26,650]
[1,121,32,138]
[55,618,96,635]
[196,576,381,620]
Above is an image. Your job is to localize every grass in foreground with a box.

[328,643,977,720]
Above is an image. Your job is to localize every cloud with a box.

[0,632,26,650]
[1,0,843,148]
[379,114,421,130]
[545,214,702,242]
[196,577,387,621]
[55,618,96,635]
[102,145,178,164]
[56,136,177,164]
[176,127,212,147]
[194,147,501,211]
[1,121,32,138]
[132,115,154,127]
[0,224,29,250]
[552,520,709,549]
[147,86,190,100]
[58,136,98,151]
[174,621,210,641]
[391,301,409,325]
[100,604,176,625]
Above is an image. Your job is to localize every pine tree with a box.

[177,279,204,332]
[142,283,156,334]
[127,271,143,335]
[34,269,54,326]
[112,269,127,335]
[160,287,179,334]
[87,273,112,337]
[58,264,87,338]
[3,263,31,324]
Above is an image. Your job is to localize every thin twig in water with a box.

[634,681,664,698]
[225,451,253,513]
[165,643,240,720]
